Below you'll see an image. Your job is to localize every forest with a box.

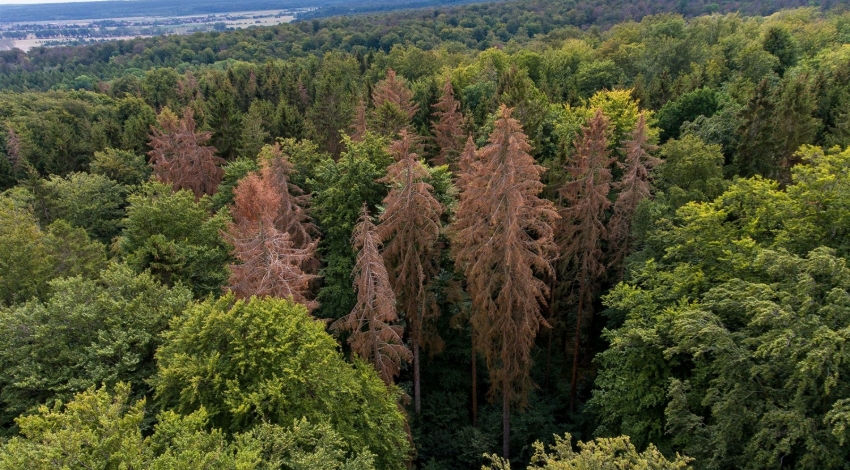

[2,0,850,468]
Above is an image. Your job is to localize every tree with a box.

[225,148,318,309]
[608,113,659,271]
[148,107,225,200]
[370,69,419,138]
[351,98,368,142]
[558,109,613,413]
[0,263,191,433]
[452,105,558,458]
[153,295,411,469]
[431,77,466,166]
[332,207,410,385]
[90,147,151,186]
[307,53,360,157]
[42,171,127,244]
[205,82,243,161]
[376,131,443,411]
[117,182,232,298]
[0,384,377,469]
[655,134,727,210]
[312,134,392,320]
[484,433,692,469]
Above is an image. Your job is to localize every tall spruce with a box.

[558,109,614,412]
[608,113,659,271]
[148,107,224,200]
[225,148,318,309]
[371,69,419,138]
[451,104,558,458]
[351,98,368,143]
[332,206,411,384]
[377,130,444,414]
[431,78,466,167]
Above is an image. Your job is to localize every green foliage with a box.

[656,88,719,142]
[0,263,191,433]
[483,433,691,469]
[0,384,373,469]
[311,133,391,319]
[117,181,232,297]
[654,135,727,209]
[153,294,410,468]
[592,145,850,468]
[90,147,151,186]
[42,171,127,244]
[0,200,107,306]
[211,156,260,211]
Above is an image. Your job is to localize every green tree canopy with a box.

[152,294,410,469]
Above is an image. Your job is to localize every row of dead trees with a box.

[145,68,659,459]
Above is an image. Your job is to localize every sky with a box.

[0,0,108,4]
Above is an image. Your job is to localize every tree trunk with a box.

[413,336,421,414]
[570,287,584,413]
[502,381,510,459]
[471,333,478,427]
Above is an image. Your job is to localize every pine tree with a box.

[332,206,411,384]
[370,69,419,138]
[608,113,659,271]
[431,78,465,166]
[558,109,614,412]
[452,104,558,458]
[148,107,225,200]
[455,135,478,191]
[377,130,444,414]
[258,143,319,250]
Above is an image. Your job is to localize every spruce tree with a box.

[452,104,558,458]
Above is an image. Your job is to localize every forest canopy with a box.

[2,0,850,468]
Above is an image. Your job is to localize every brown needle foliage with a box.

[431,77,466,167]
[257,143,319,251]
[377,130,444,413]
[225,171,318,310]
[558,109,614,412]
[148,107,225,200]
[370,69,419,138]
[451,104,558,458]
[332,206,411,385]
[608,113,659,271]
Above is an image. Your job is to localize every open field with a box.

[1,9,299,51]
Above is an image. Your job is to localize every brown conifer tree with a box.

[148,107,225,200]
[455,134,478,191]
[225,171,318,309]
[370,69,419,138]
[608,113,659,271]
[351,98,368,142]
[377,130,444,414]
[257,143,319,251]
[558,109,614,412]
[332,206,411,384]
[431,77,466,167]
[451,104,558,458]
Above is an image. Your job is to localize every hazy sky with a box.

[0,0,107,4]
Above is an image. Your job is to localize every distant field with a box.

[0,9,298,52]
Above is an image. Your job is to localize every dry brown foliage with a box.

[557,108,614,412]
[608,113,660,270]
[370,69,419,137]
[451,104,558,457]
[148,107,225,200]
[225,145,319,309]
[332,206,411,384]
[431,78,466,167]
[377,130,444,412]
